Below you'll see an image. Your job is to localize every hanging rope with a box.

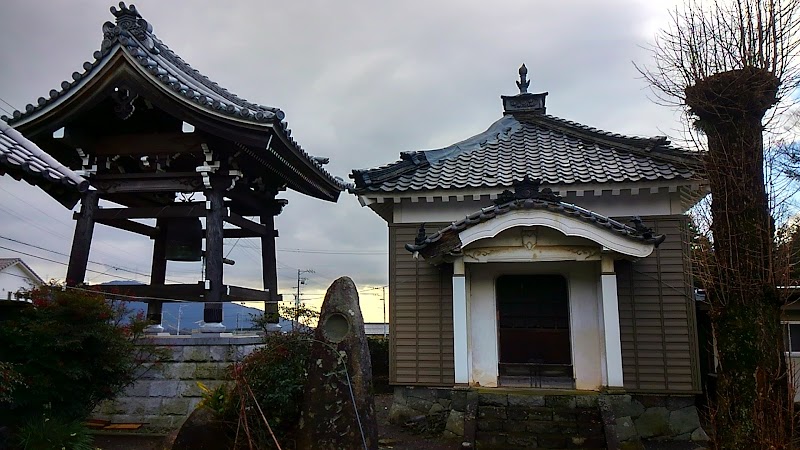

[343,360,368,450]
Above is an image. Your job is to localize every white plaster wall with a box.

[466,261,604,390]
[393,190,679,224]
[0,265,39,300]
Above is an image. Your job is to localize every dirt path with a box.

[94,394,457,450]
[375,394,457,450]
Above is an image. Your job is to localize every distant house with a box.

[351,66,707,394]
[364,322,389,338]
[0,258,44,301]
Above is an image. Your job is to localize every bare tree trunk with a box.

[685,67,789,448]
[637,1,800,445]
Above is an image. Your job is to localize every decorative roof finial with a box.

[516,64,530,94]
[104,2,157,53]
[110,2,142,23]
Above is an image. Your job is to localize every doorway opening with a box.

[496,274,573,388]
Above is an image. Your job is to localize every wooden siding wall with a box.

[616,215,701,393]
[389,224,455,385]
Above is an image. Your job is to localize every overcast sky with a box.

[0,0,684,322]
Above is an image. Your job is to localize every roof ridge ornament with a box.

[516,64,530,94]
[502,63,547,115]
[493,176,562,205]
[111,2,141,22]
[630,216,666,246]
[103,2,158,54]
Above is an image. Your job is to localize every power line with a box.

[0,204,72,240]
[0,244,141,283]
[67,284,195,304]
[0,235,182,283]
[0,95,17,112]
[277,248,386,255]
[0,196,140,265]
[0,270,38,281]
[0,185,71,229]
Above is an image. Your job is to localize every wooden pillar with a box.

[260,214,279,322]
[202,184,225,331]
[146,218,167,328]
[66,190,99,286]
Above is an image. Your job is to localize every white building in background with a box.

[364,322,390,338]
[0,258,44,301]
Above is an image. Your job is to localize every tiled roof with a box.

[0,121,89,206]
[406,180,666,255]
[351,113,700,193]
[3,3,283,126]
[0,258,19,272]
[2,2,345,194]
[0,258,45,285]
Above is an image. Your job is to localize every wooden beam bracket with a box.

[96,218,159,238]
[224,211,271,237]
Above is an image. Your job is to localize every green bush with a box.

[0,283,157,427]
[223,330,312,448]
[0,362,26,405]
[207,304,318,449]
[12,415,94,450]
[368,337,391,394]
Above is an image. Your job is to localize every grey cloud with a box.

[0,0,682,305]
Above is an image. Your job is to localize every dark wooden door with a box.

[496,274,571,366]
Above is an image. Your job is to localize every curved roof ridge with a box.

[351,116,522,189]
[417,115,522,165]
[3,2,284,125]
[1,2,345,198]
[537,114,666,144]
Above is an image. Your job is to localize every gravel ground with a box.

[93,394,457,450]
[91,396,707,450]
[374,394,457,450]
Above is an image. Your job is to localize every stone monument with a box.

[297,277,378,450]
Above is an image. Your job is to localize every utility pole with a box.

[295,268,315,330]
[176,304,183,336]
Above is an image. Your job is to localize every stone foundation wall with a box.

[389,386,710,449]
[602,394,709,448]
[93,335,262,430]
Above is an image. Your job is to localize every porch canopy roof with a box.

[405,178,665,264]
[3,2,344,202]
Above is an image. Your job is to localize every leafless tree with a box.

[638,1,800,448]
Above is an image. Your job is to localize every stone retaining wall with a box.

[93,334,262,430]
[602,394,709,448]
[389,386,710,449]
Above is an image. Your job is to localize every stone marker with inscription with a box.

[297,277,378,450]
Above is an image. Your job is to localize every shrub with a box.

[224,330,312,448]
[367,337,391,394]
[210,304,318,449]
[0,283,157,427]
[197,381,230,415]
[12,415,94,450]
[0,362,26,405]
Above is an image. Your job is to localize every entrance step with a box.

[474,391,606,449]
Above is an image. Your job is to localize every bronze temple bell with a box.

[164,217,203,261]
